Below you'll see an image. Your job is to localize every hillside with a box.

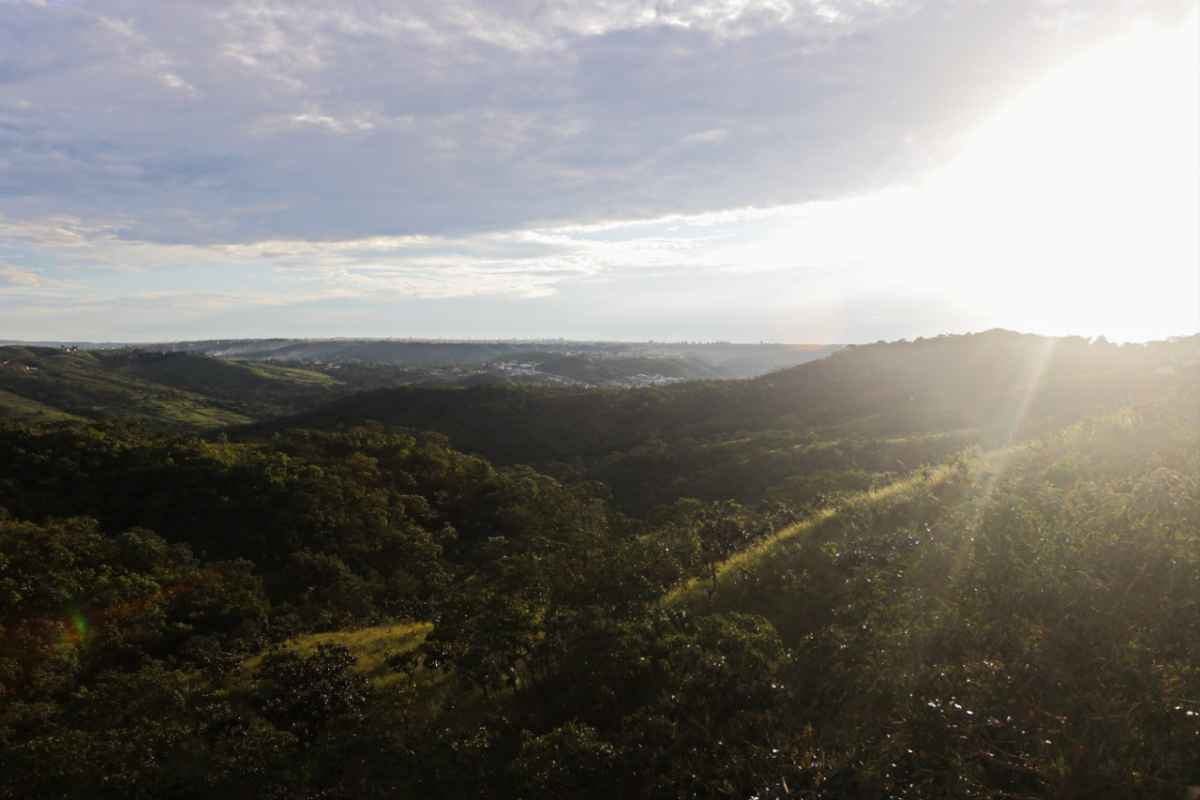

[0,347,254,428]
[142,338,841,379]
[289,331,1198,444]
[1,330,1198,799]
[0,347,353,428]
[269,330,1199,515]
[679,394,1200,797]
[0,341,847,420]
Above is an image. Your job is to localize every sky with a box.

[1,0,1197,343]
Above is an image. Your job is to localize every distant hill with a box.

[6,330,1195,511]
[0,337,845,430]
[0,347,343,428]
[5,338,842,380]
[268,331,1200,514]
[281,330,1199,453]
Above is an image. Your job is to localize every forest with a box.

[1,330,1198,799]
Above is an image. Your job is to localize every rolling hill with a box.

[0,347,343,428]
[265,330,1200,514]
[140,338,841,379]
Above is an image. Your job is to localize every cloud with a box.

[1,0,1191,248]
[0,209,715,302]
[0,262,84,297]
[680,128,729,145]
[0,264,44,287]
[1,1,1195,342]
[0,215,124,247]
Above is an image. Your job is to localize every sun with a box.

[921,12,1200,339]
[740,12,1198,342]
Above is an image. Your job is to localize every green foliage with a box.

[1,332,1197,798]
[254,644,369,743]
[511,722,618,800]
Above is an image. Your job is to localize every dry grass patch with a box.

[243,621,432,687]
[662,463,964,607]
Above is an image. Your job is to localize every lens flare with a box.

[65,610,89,644]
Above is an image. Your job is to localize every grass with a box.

[660,450,1024,607]
[662,445,1026,607]
[148,399,252,428]
[241,362,341,386]
[242,621,433,688]
[0,388,84,422]
[877,428,980,445]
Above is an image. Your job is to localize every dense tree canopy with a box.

[1,332,1197,798]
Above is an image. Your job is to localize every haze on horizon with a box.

[1,0,1197,344]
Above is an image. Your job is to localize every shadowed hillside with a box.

[283,331,1197,451]
[266,331,1199,514]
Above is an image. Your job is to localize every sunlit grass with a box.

[877,428,980,445]
[242,621,432,687]
[662,466,956,606]
[662,446,1022,607]
[242,362,341,386]
[145,398,252,428]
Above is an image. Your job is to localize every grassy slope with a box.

[0,348,252,428]
[242,622,433,689]
[0,387,84,423]
[662,445,1025,606]
[0,347,344,428]
[240,362,339,386]
[114,352,335,394]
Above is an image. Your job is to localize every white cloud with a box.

[252,107,380,136]
[0,216,125,248]
[0,264,44,287]
[96,14,197,94]
[680,128,729,145]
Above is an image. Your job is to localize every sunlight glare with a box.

[749,13,1199,341]
[920,13,1200,338]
